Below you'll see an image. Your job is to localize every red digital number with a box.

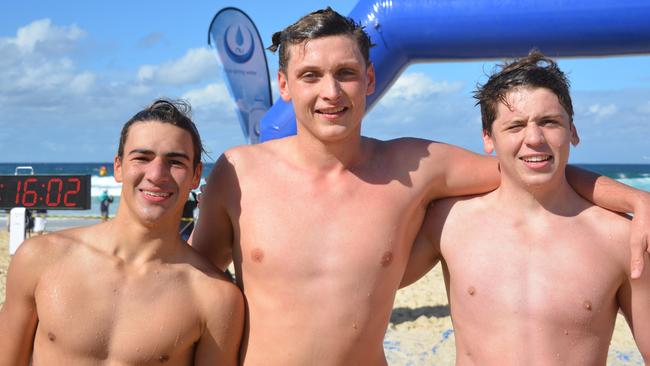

[46,178,63,207]
[15,180,21,204]
[63,178,81,207]
[22,178,38,207]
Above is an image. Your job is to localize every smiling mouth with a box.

[520,155,552,163]
[141,190,172,198]
[316,106,348,115]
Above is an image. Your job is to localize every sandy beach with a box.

[0,227,643,365]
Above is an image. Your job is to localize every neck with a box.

[292,125,366,172]
[104,207,182,265]
[495,172,579,216]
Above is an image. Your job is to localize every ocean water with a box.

[1,163,649,217]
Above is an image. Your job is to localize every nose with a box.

[320,75,341,101]
[146,158,170,184]
[524,123,545,146]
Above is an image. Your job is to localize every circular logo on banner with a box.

[224,24,255,64]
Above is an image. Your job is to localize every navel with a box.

[47,332,56,342]
[467,286,476,296]
[380,251,393,267]
[250,248,264,263]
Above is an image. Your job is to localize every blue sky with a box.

[1,0,649,163]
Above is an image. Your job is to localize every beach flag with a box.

[208,7,272,144]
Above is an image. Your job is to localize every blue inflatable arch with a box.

[259,0,650,141]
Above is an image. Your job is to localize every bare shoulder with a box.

[222,138,291,169]
[8,225,97,290]
[430,191,492,220]
[178,244,243,309]
[372,137,434,158]
[13,226,92,268]
[579,204,631,254]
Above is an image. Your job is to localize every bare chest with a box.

[34,262,201,364]
[234,172,426,278]
[441,221,623,328]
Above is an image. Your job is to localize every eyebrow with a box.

[128,149,191,161]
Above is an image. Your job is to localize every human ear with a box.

[365,63,376,96]
[570,123,580,146]
[278,71,291,102]
[482,129,495,154]
[113,156,123,183]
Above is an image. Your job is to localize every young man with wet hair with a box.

[191,8,650,365]
[0,99,244,366]
[403,51,650,364]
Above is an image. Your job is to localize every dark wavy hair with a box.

[267,7,374,72]
[117,99,205,169]
[474,50,574,135]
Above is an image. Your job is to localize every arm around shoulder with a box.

[423,141,500,200]
[617,249,650,362]
[0,237,50,366]
[566,165,650,278]
[190,152,238,271]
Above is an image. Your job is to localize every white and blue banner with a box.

[208,7,272,144]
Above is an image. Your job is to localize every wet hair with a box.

[267,7,374,72]
[117,99,205,169]
[474,50,574,135]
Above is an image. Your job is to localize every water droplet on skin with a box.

[564,330,569,335]
[352,323,358,330]
[467,286,476,296]
[583,301,592,311]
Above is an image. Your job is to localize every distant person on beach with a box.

[99,189,113,221]
[0,99,243,366]
[190,8,650,365]
[402,51,650,364]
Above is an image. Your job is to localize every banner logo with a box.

[224,25,255,64]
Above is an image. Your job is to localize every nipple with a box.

[380,251,393,267]
[251,248,264,263]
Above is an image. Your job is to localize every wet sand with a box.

[0,229,643,365]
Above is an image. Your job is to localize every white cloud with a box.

[137,47,218,86]
[10,18,85,54]
[586,103,617,120]
[637,100,650,114]
[380,72,463,106]
[182,83,232,110]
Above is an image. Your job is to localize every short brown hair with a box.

[117,99,205,169]
[268,7,374,72]
[474,50,574,135]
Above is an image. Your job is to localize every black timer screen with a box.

[0,175,91,210]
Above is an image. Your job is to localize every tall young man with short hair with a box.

[0,100,244,366]
[191,8,650,365]
[404,52,650,364]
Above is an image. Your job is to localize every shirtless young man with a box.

[191,8,650,365]
[403,52,650,364]
[0,100,244,365]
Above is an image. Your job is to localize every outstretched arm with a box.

[566,166,650,278]
[0,240,42,366]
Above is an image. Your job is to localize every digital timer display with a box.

[0,175,91,210]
